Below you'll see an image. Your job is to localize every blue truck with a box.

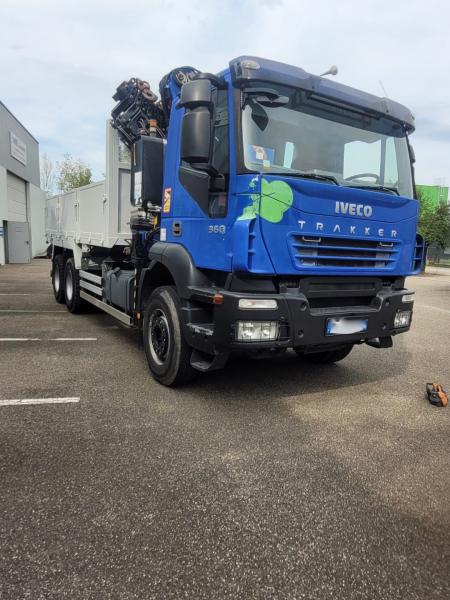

[46,56,423,385]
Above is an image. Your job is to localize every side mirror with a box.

[178,79,212,109]
[180,109,211,164]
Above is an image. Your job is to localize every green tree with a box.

[56,154,92,193]
[417,188,450,250]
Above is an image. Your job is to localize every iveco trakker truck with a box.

[46,56,423,385]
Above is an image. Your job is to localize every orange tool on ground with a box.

[426,383,449,407]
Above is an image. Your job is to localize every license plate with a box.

[326,317,368,336]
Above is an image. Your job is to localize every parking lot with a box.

[0,259,449,599]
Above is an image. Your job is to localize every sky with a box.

[1,0,449,187]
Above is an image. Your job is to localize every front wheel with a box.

[295,345,353,364]
[143,286,196,386]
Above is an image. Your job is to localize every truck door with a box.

[162,85,232,272]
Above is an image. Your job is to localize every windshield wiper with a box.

[264,170,339,185]
[297,172,339,185]
[344,184,399,195]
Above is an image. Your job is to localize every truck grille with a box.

[290,234,401,270]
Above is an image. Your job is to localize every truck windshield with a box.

[241,84,414,198]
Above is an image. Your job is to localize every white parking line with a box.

[0,338,97,342]
[0,338,41,341]
[0,310,66,313]
[0,397,80,406]
[0,293,53,296]
[53,337,97,341]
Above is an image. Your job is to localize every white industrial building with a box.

[0,101,46,264]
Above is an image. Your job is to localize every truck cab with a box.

[47,56,423,385]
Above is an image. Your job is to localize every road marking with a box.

[0,310,66,313]
[0,338,41,341]
[53,337,97,341]
[0,293,53,296]
[0,337,97,342]
[0,397,80,406]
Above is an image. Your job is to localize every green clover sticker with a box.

[237,179,293,222]
[237,194,259,221]
[260,178,293,223]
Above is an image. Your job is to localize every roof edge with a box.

[0,100,39,144]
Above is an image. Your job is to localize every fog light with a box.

[238,298,278,310]
[236,321,279,341]
[394,310,411,328]
[402,293,415,303]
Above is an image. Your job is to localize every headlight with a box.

[236,321,279,341]
[238,298,278,310]
[402,293,415,303]
[394,310,411,328]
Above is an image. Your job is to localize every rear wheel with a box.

[64,258,86,313]
[143,286,196,386]
[52,254,65,303]
[295,345,353,364]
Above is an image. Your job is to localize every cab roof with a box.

[229,56,415,132]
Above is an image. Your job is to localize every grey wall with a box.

[0,102,40,186]
[28,183,47,256]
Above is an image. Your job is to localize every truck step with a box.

[190,350,229,373]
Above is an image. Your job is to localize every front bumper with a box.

[184,283,414,354]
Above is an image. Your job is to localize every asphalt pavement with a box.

[0,260,449,599]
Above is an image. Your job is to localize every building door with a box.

[6,221,31,263]
[7,172,27,222]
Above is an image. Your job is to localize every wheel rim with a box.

[149,308,170,366]
[65,269,73,302]
[54,268,60,293]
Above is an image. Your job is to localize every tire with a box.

[296,345,353,364]
[52,254,65,303]
[64,258,86,314]
[143,286,196,386]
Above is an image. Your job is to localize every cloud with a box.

[414,118,450,144]
[1,0,449,185]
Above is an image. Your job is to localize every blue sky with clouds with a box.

[1,0,449,186]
